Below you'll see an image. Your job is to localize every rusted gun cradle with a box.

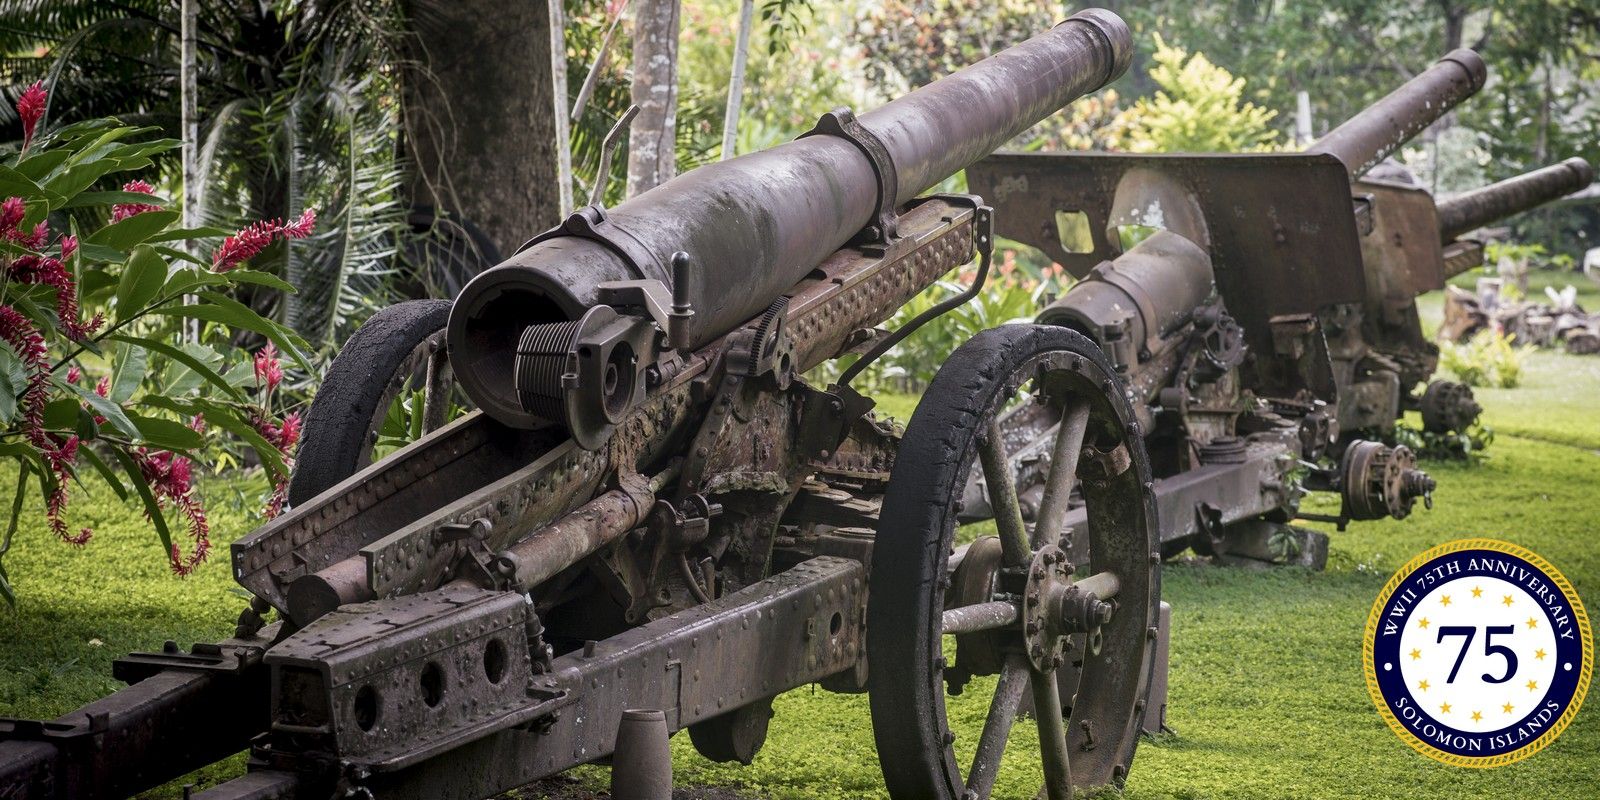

[1,11,1592,800]
[968,49,1591,567]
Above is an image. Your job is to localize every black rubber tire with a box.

[288,299,453,507]
[867,324,1160,800]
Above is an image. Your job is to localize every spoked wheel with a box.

[868,325,1160,800]
[289,299,463,506]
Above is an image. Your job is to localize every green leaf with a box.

[77,444,129,501]
[157,293,313,371]
[86,210,180,251]
[109,335,243,402]
[65,382,140,439]
[115,246,169,321]
[12,149,71,182]
[109,341,148,403]
[0,462,31,607]
[144,396,287,477]
[153,246,208,269]
[0,164,46,201]
[43,397,80,430]
[147,226,230,243]
[225,270,296,292]
[0,342,26,427]
[110,447,172,558]
[76,242,128,264]
[63,191,170,210]
[129,414,204,451]
[42,161,127,205]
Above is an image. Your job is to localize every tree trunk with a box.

[628,0,681,197]
[401,0,560,261]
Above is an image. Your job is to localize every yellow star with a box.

[1502,595,1515,607]
[1503,702,1515,714]
[1418,679,1431,691]
[1471,710,1483,722]
[1526,679,1539,692]
[1440,702,1453,714]
[1418,617,1431,630]
[1535,648,1548,661]
[1441,595,1452,607]
[1526,617,1539,629]
[1472,586,1483,598]
[1410,648,1423,660]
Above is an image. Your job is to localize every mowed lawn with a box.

[1,286,1598,798]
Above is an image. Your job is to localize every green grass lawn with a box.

[2,291,1598,798]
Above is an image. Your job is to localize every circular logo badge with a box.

[1365,539,1592,767]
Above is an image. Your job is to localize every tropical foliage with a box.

[0,86,311,603]
[0,0,409,356]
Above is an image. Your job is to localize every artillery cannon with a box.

[0,11,1170,800]
[968,48,1593,566]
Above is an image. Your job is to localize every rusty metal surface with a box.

[1306,49,1486,179]
[248,558,866,800]
[447,12,1131,429]
[1436,157,1594,241]
[0,631,275,800]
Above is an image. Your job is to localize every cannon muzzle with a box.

[1307,49,1486,180]
[1436,157,1594,242]
[449,10,1132,429]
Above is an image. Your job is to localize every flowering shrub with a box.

[1440,328,1528,389]
[0,84,314,602]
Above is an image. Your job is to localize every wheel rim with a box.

[869,326,1159,800]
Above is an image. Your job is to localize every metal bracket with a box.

[800,107,900,243]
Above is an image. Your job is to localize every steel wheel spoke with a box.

[1029,662,1073,800]
[1032,400,1089,549]
[965,655,1029,800]
[979,419,1031,567]
[422,346,453,433]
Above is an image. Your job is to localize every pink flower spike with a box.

[112,180,162,222]
[0,197,23,235]
[282,208,316,239]
[59,234,76,262]
[253,342,282,392]
[16,81,46,150]
[279,412,302,451]
[65,365,81,384]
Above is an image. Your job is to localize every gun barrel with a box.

[1306,50,1486,180]
[1436,157,1594,242]
[449,10,1132,428]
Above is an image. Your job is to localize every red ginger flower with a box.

[134,448,210,575]
[0,305,89,545]
[212,208,316,272]
[113,180,162,222]
[0,197,22,235]
[251,409,301,519]
[16,81,45,151]
[9,252,103,340]
[253,342,282,393]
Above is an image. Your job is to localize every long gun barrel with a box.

[1436,157,1594,242]
[1307,50,1486,179]
[449,10,1132,428]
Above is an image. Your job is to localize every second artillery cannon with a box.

[968,47,1592,567]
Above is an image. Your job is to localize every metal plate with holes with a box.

[265,587,547,769]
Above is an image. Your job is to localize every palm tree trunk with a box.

[401,0,561,260]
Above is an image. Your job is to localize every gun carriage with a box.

[968,49,1593,567]
[0,11,1169,800]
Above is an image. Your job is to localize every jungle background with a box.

[0,0,1597,798]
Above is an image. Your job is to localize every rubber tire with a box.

[867,324,1157,800]
[288,299,453,507]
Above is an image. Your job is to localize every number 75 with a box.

[1437,626,1518,684]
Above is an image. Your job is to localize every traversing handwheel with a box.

[289,299,462,506]
[868,324,1160,800]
